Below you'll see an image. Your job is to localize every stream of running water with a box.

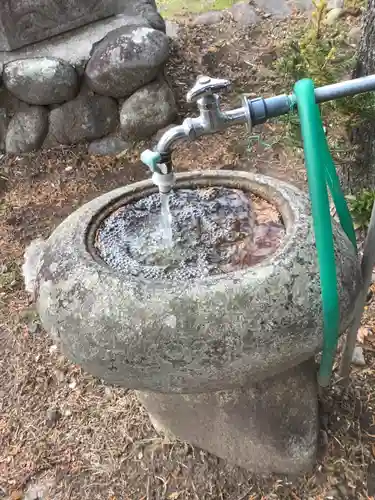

[159,192,173,247]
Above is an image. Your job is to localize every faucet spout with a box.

[155,103,250,156]
[155,124,190,156]
[141,75,252,193]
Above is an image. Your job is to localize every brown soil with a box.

[1,10,375,500]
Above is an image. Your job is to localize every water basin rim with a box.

[86,170,301,282]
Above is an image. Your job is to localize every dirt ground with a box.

[1,9,375,500]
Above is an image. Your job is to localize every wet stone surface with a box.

[95,187,285,281]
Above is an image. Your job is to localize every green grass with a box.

[344,0,367,7]
[156,0,235,19]
[347,190,375,229]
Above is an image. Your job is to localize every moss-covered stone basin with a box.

[34,170,361,393]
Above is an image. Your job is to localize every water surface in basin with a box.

[95,187,285,281]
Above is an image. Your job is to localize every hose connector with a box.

[152,171,176,194]
[141,149,163,174]
[141,149,176,193]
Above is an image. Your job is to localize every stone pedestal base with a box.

[137,359,319,475]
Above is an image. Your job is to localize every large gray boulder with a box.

[47,95,118,145]
[88,135,130,156]
[85,25,169,98]
[120,79,177,139]
[192,11,223,26]
[229,3,259,26]
[6,107,48,153]
[3,57,79,106]
[253,0,312,17]
[253,0,292,17]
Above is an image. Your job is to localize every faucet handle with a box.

[186,75,231,103]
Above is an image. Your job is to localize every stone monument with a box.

[0,0,176,155]
[0,0,129,51]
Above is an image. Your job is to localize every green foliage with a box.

[344,0,367,7]
[347,189,375,229]
[275,0,349,88]
[156,0,235,18]
[275,113,302,147]
[334,92,375,120]
[275,0,374,148]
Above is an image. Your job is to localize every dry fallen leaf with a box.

[357,326,371,343]
[10,491,23,500]
[168,493,181,500]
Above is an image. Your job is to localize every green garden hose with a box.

[293,79,357,387]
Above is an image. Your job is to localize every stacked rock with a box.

[0,2,176,155]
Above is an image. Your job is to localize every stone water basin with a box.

[33,169,361,474]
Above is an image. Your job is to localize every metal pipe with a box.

[248,74,375,125]
[155,109,250,156]
[315,74,375,103]
[156,124,187,154]
[223,107,250,127]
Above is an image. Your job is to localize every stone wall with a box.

[0,1,177,156]
[0,0,132,51]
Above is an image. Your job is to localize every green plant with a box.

[274,113,302,147]
[275,0,348,88]
[344,0,367,7]
[246,134,280,151]
[334,91,375,120]
[347,189,375,229]
[275,0,374,148]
